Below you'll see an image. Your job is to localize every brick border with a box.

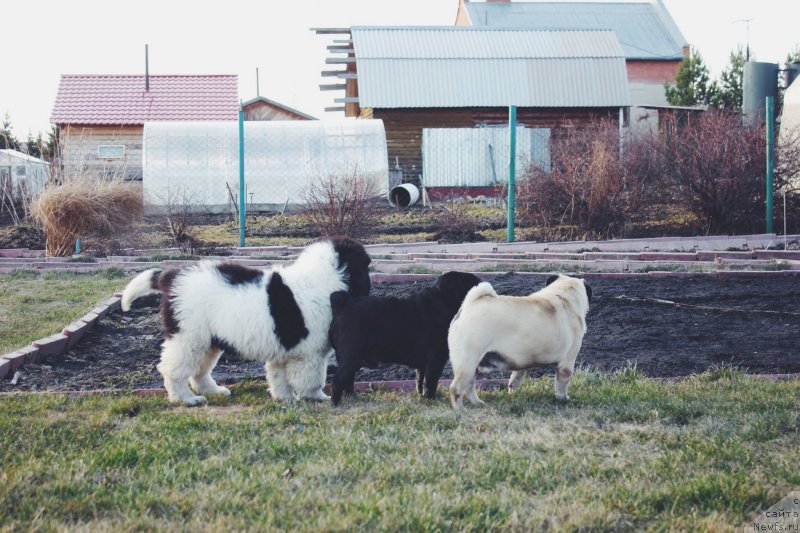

[0,295,122,380]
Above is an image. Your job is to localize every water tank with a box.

[785,62,800,90]
[743,62,779,126]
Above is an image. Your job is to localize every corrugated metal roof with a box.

[51,75,239,125]
[352,26,625,59]
[350,27,630,108]
[464,1,687,60]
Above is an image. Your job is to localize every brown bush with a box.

[303,168,381,239]
[663,111,769,235]
[517,120,659,240]
[431,197,487,243]
[29,178,143,256]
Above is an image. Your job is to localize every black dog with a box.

[328,271,482,406]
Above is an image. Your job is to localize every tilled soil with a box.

[2,273,799,393]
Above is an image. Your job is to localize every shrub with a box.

[663,110,768,235]
[517,120,658,240]
[431,197,487,243]
[303,168,381,239]
[29,178,143,257]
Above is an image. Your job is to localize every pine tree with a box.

[0,112,19,150]
[665,47,713,106]
[710,46,745,111]
[788,45,800,64]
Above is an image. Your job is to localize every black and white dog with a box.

[121,237,371,406]
[328,271,482,406]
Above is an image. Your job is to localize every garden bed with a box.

[2,272,798,393]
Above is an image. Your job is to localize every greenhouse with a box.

[143,119,388,212]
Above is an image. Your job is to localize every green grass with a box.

[0,371,797,531]
[0,269,132,354]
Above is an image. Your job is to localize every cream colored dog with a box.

[447,274,592,411]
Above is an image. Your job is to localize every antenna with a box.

[733,18,753,61]
[256,67,260,97]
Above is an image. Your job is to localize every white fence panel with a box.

[422,127,550,188]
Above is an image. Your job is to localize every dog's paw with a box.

[182,395,208,407]
[302,390,331,402]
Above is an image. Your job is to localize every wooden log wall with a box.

[371,107,620,183]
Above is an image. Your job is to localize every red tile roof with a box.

[51,74,239,125]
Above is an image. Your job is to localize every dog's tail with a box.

[462,281,496,306]
[330,290,350,313]
[121,269,163,312]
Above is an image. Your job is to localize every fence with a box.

[421,126,550,191]
[142,119,389,212]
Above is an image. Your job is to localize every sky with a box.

[2,0,798,140]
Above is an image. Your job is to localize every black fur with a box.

[217,263,264,286]
[149,269,163,291]
[477,351,511,372]
[331,236,372,297]
[328,271,481,405]
[267,272,309,350]
[158,269,181,338]
[211,335,241,358]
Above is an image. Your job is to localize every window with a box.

[97,145,125,159]
[16,166,26,176]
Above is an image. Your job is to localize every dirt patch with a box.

[0,225,46,249]
[2,273,799,393]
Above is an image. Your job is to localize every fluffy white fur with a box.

[122,240,355,406]
[447,274,591,411]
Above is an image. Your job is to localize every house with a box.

[315,26,630,188]
[242,96,317,121]
[50,74,239,180]
[455,0,689,131]
[0,149,49,202]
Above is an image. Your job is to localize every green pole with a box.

[238,108,246,247]
[507,105,517,242]
[766,96,774,234]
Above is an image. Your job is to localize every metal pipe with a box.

[145,44,149,92]
[238,107,246,247]
[507,105,517,242]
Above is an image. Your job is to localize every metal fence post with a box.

[507,105,517,242]
[765,96,774,234]
[238,108,246,247]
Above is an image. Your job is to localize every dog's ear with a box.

[583,281,593,303]
[330,291,351,313]
[546,274,559,287]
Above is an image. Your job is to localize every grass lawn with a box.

[0,269,133,354]
[1,370,797,531]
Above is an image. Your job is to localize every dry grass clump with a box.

[29,178,143,256]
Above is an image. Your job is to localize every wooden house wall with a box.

[58,125,144,180]
[370,107,621,182]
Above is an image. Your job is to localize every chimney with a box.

[145,44,150,92]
